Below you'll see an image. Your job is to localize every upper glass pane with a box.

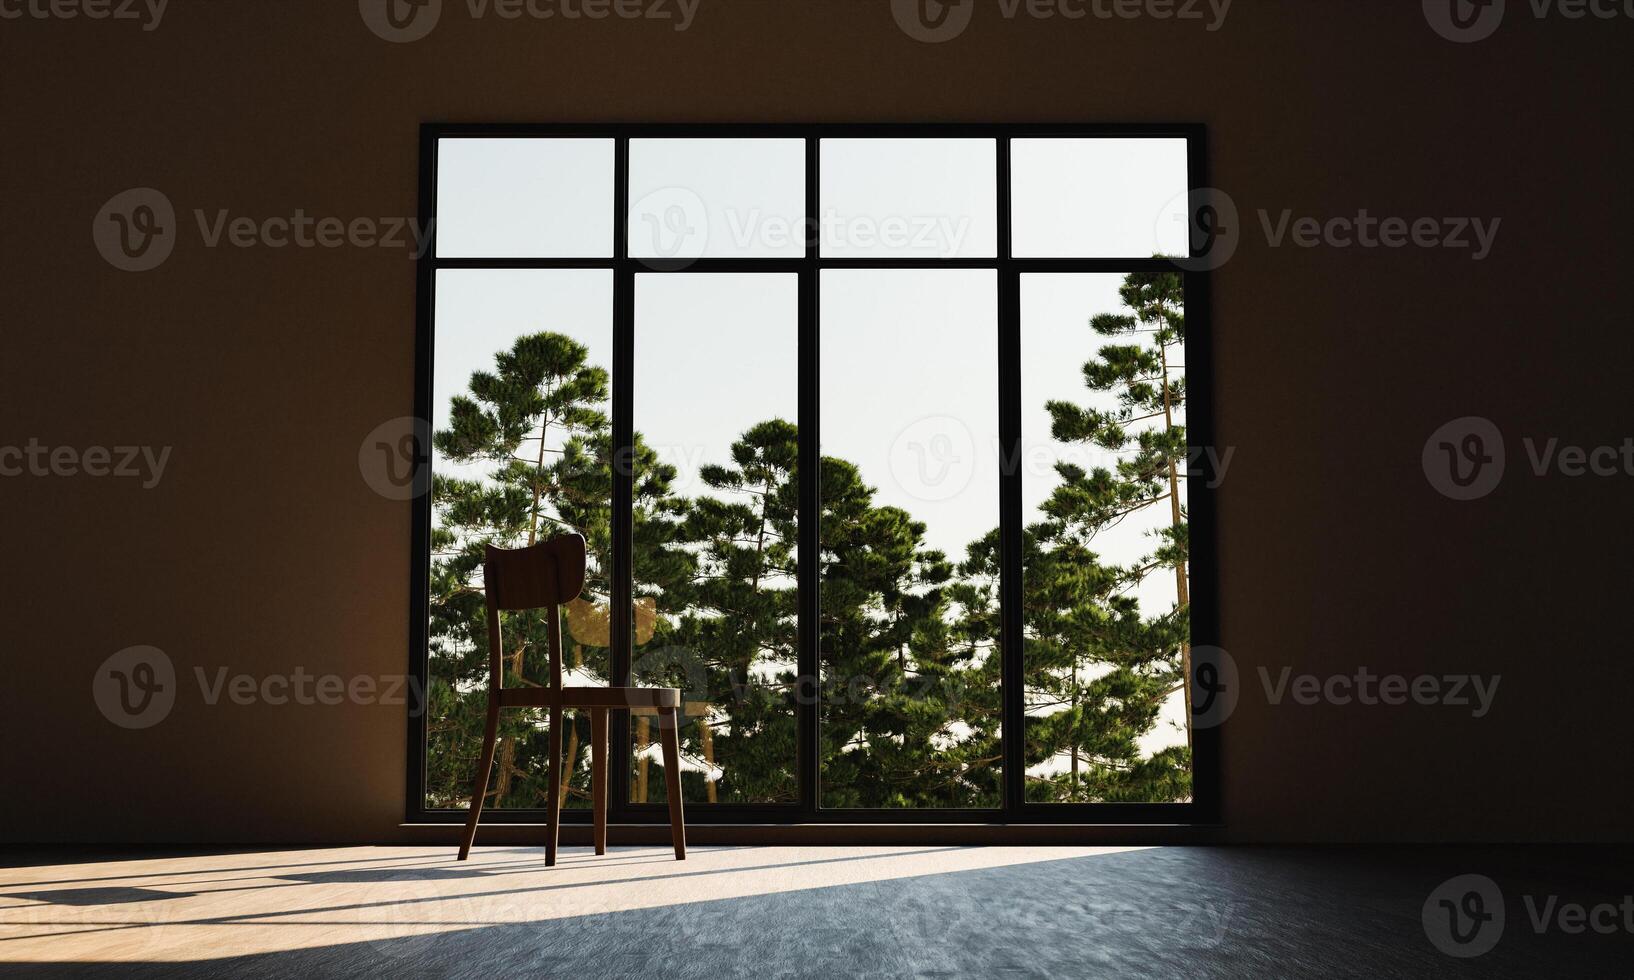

[435,138,613,257]
[1011,138,1189,258]
[820,138,998,258]
[628,139,806,259]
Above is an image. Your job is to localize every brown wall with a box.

[3,0,1630,844]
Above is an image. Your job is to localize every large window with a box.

[410,126,1217,826]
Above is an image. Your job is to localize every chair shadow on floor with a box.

[0,848,547,891]
[2,888,196,909]
[274,869,496,885]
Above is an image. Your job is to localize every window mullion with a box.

[611,136,634,815]
[997,137,1026,817]
[798,136,821,818]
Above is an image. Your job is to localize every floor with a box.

[2,844,1630,977]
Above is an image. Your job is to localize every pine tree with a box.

[1022,269,1192,802]
[817,458,1000,808]
[427,332,691,810]
[640,419,801,804]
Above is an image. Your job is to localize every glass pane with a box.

[1012,138,1188,258]
[426,268,615,811]
[1021,273,1191,803]
[819,269,1001,808]
[631,274,800,804]
[629,139,806,260]
[820,139,998,258]
[435,138,613,257]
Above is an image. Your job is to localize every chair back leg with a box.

[457,702,502,861]
[658,706,687,861]
[591,708,609,855]
[545,706,564,866]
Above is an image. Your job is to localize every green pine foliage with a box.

[639,419,801,804]
[1027,270,1192,803]
[424,271,1192,811]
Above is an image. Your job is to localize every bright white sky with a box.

[634,272,798,486]
[432,137,1192,760]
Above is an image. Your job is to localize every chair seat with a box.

[497,686,681,709]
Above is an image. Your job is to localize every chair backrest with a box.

[482,535,587,692]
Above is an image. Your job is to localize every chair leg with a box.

[658,706,686,861]
[591,708,609,856]
[545,706,563,867]
[457,702,501,861]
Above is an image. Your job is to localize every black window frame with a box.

[407,123,1220,829]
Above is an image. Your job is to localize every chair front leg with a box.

[545,706,563,867]
[658,706,686,861]
[458,701,501,861]
[591,708,609,855]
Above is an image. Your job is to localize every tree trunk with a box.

[635,715,651,803]
[1159,328,1193,751]
[499,408,553,801]
[493,735,516,802]
[1070,660,1080,797]
[750,476,771,593]
[527,412,550,546]
[700,716,717,803]
[564,723,580,803]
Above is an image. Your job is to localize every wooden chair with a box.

[457,534,685,865]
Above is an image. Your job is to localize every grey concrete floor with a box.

[2,844,1631,977]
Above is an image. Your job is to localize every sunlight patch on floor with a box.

[0,844,1152,963]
